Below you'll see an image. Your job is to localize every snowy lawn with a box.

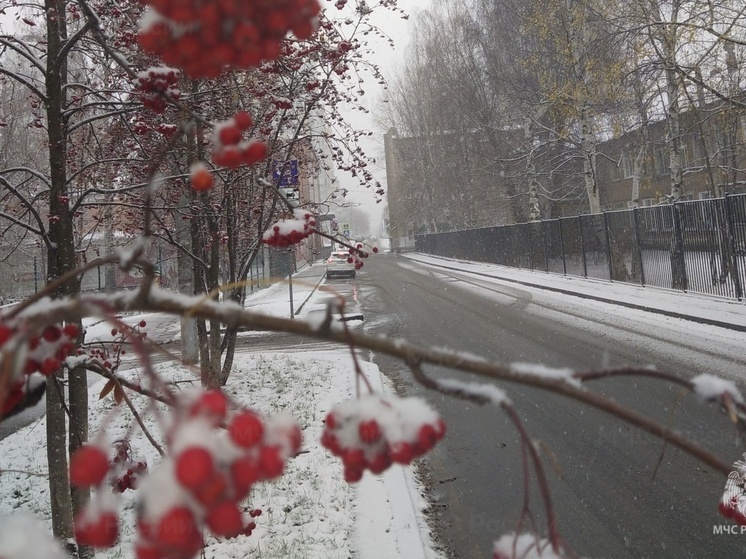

[0,268,441,559]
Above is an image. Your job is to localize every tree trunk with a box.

[581,107,601,214]
[68,365,92,559]
[45,374,75,554]
[45,0,84,550]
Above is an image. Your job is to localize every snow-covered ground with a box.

[2,252,744,559]
[0,265,441,559]
[404,253,746,330]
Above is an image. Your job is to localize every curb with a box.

[293,270,326,316]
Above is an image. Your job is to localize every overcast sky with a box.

[333,0,433,237]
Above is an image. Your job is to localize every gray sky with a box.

[333,0,433,237]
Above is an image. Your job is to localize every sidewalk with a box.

[244,262,440,557]
[405,253,746,332]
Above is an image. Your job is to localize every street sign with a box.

[341,223,350,238]
[272,160,299,187]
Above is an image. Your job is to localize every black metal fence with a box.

[415,193,746,301]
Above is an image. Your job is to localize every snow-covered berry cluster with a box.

[137,0,321,79]
[261,209,316,248]
[110,440,148,493]
[68,388,302,557]
[719,453,746,525]
[211,113,267,169]
[134,67,180,114]
[0,320,79,418]
[70,442,121,548]
[133,391,301,558]
[345,243,372,271]
[321,394,446,482]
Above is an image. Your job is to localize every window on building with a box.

[690,140,705,167]
[621,153,634,179]
[655,147,670,176]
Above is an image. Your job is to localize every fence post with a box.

[527,224,534,270]
[559,218,567,275]
[579,216,588,277]
[603,212,613,281]
[542,221,549,272]
[724,193,743,300]
[671,203,688,291]
[632,207,645,286]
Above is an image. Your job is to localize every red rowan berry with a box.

[218,124,242,146]
[358,419,381,444]
[243,140,268,165]
[231,455,260,499]
[344,465,363,483]
[74,510,119,548]
[368,452,392,474]
[42,325,61,342]
[134,543,164,559]
[234,111,252,130]
[206,500,243,538]
[190,166,214,192]
[229,411,264,448]
[70,445,109,487]
[175,447,215,490]
[389,441,414,465]
[156,507,201,552]
[259,445,284,479]
[190,389,228,422]
[193,472,228,509]
[214,145,243,168]
[40,356,61,376]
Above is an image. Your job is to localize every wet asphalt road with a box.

[351,255,746,559]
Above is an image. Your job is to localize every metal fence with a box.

[415,193,746,301]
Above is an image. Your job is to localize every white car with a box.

[326,251,356,279]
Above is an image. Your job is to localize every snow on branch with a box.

[437,378,511,406]
[510,363,582,389]
[691,373,744,404]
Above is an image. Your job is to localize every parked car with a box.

[326,251,356,279]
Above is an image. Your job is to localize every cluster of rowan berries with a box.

[70,442,120,547]
[69,388,301,557]
[110,440,148,493]
[212,112,268,169]
[87,321,147,371]
[133,390,301,558]
[134,67,181,114]
[343,243,376,271]
[137,0,321,78]
[320,395,446,483]
[0,320,79,418]
[261,209,317,248]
